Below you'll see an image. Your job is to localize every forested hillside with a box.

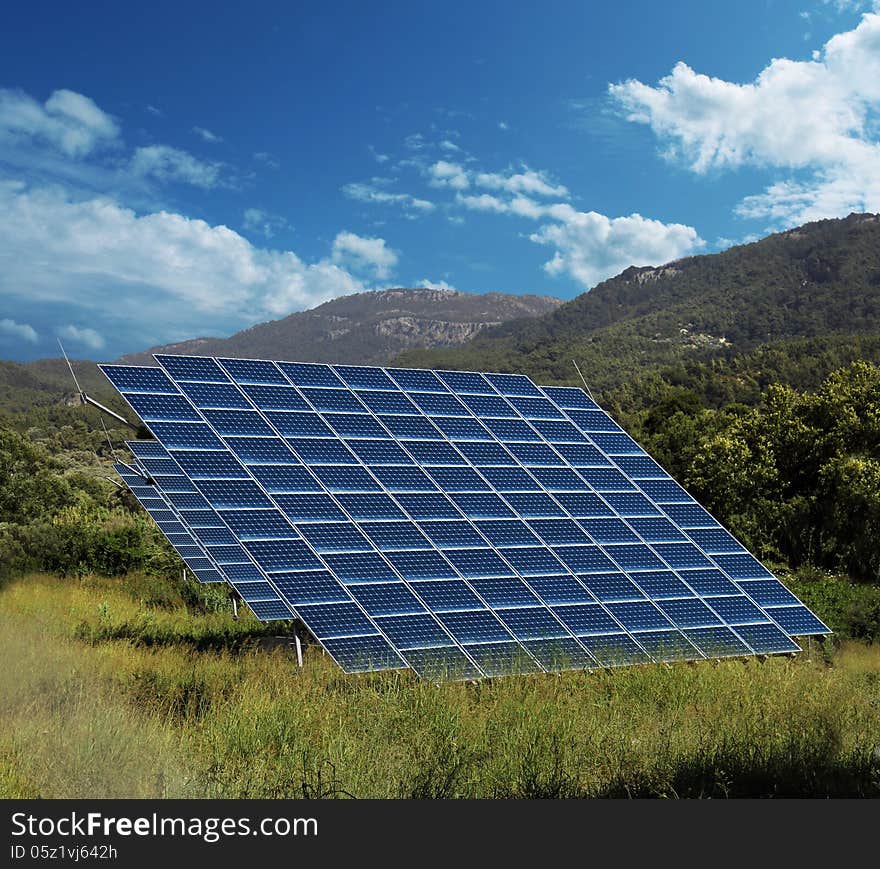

[399,213,880,406]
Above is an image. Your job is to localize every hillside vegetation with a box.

[399,214,880,406]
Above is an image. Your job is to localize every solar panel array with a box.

[100,355,829,679]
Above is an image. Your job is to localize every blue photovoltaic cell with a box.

[540,386,598,409]
[272,571,349,605]
[386,549,459,580]
[374,614,452,649]
[738,579,801,608]
[469,577,541,608]
[418,520,485,548]
[734,623,800,654]
[402,646,482,679]
[432,416,491,440]
[226,437,296,464]
[496,607,568,640]
[388,368,447,392]
[336,493,405,520]
[300,387,365,412]
[124,393,202,421]
[320,636,405,672]
[438,370,493,394]
[155,355,228,382]
[106,356,828,679]
[348,582,425,616]
[484,373,542,397]
[274,494,346,522]
[634,631,700,662]
[553,604,621,636]
[102,365,177,394]
[277,362,343,388]
[438,610,512,644]
[528,575,594,605]
[179,382,252,409]
[578,573,645,602]
[219,357,287,385]
[335,365,397,391]
[463,642,540,676]
[765,606,830,635]
[411,580,484,612]
[148,423,224,449]
[580,634,650,666]
[355,390,420,415]
[239,385,310,411]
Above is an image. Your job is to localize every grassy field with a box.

[1,572,878,798]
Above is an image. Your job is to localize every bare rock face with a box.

[117,288,563,366]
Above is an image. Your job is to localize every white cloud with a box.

[368,144,389,163]
[609,10,880,224]
[254,151,280,169]
[243,208,290,239]
[58,324,105,350]
[0,88,119,157]
[427,163,568,198]
[456,192,510,213]
[342,180,434,213]
[417,279,458,291]
[498,121,509,131]
[530,208,703,288]
[0,318,38,343]
[0,181,371,333]
[456,191,702,287]
[439,139,461,152]
[428,160,470,190]
[475,168,569,198]
[330,231,398,280]
[130,145,223,189]
[192,126,221,143]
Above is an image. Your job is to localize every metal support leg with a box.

[294,633,303,669]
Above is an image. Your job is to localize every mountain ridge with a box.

[397,212,880,394]
[116,287,562,366]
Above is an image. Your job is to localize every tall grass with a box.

[2,573,878,798]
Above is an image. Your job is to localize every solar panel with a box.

[102,357,830,679]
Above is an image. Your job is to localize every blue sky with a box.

[1,0,879,361]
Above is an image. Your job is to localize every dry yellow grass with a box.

[2,573,878,798]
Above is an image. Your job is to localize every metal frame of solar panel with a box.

[100,355,830,680]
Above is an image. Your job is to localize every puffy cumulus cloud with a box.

[456,189,702,287]
[130,145,223,189]
[530,208,703,289]
[341,180,434,213]
[58,324,105,349]
[609,11,880,224]
[474,168,569,199]
[0,318,38,343]
[428,160,470,190]
[457,192,548,219]
[428,163,568,198]
[0,88,119,157]
[417,278,458,291]
[0,181,373,335]
[330,231,398,280]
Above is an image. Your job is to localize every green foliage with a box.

[785,567,880,642]
[671,361,880,581]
